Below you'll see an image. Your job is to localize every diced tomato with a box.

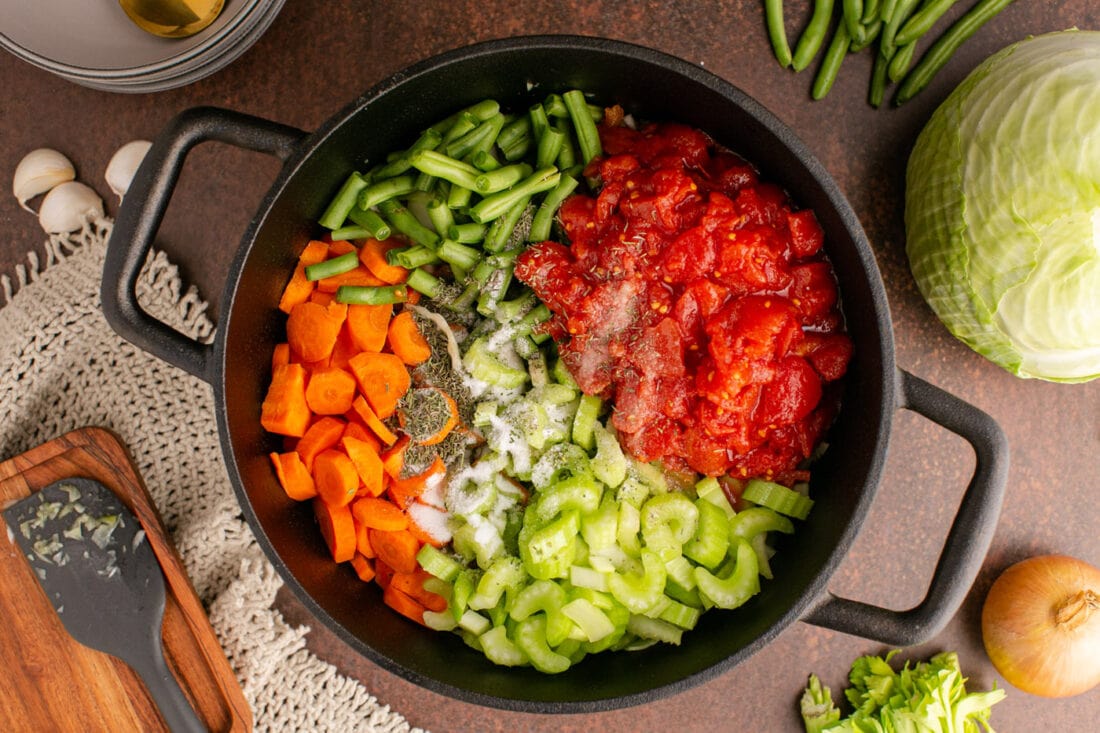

[787,209,825,258]
[789,261,839,324]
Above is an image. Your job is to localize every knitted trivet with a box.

[0,218,423,733]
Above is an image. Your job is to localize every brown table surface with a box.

[2,2,1098,731]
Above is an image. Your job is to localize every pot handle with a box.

[803,369,1009,646]
[101,106,307,383]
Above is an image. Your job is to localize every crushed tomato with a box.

[515,121,852,485]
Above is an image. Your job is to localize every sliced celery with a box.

[743,478,815,520]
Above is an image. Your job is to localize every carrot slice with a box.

[313,448,359,507]
[305,366,357,415]
[342,420,381,453]
[359,238,409,284]
[345,303,392,353]
[327,240,357,256]
[351,395,398,446]
[347,351,411,419]
[386,310,432,365]
[375,558,395,589]
[287,300,345,363]
[354,521,376,558]
[398,387,459,446]
[350,554,376,583]
[388,455,446,510]
[351,496,409,532]
[278,239,329,314]
[369,528,420,574]
[381,434,410,480]
[313,498,356,563]
[391,569,448,613]
[342,435,385,496]
[295,416,346,471]
[261,363,312,438]
[407,502,450,548]
[272,342,291,369]
[383,583,427,625]
[270,451,317,501]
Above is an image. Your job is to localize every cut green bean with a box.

[483,196,532,253]
[319,172,369,230]
[448,222,488,244]
[843,0,865,45]
[849,19,881,52]
[304,250,359,281]
[542,93,568,118]
[471,150,501,172]
[329,224,372,242]
[896,0,1016,104]
[894,0,957,47]
[408,149,482,191]
[356,175,417,211]
[377,199,440,249]
[406,267,443,298]
[374,128,444,179]
[446,113,505,160]
[765,0,793,68]
[469,167,559,224]
[888,40,916,82]
[426,196,455,236]
[346,206,392,240]
[536,126,566,170]
[387,245,439,269]
[497,116,532,152]
[861,0,881,23]
[812,22,851,100]
[791,0,835,72]
[438,239,482,272]
[475,163,532,194]
[335,284,408,305]
[881,0,921,57]
[529,103,550,143]
[563,90,602,165]
[528,174,579,242]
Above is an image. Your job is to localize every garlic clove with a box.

[37,181,105,234]
[13,148,76,213]
[105,140,152,199]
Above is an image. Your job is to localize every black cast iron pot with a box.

[102,36,1009,712]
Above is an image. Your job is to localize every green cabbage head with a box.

[906,30,1100,382]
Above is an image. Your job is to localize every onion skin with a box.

[981,554,1100,698]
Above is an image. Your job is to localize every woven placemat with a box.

[0,218,424,733]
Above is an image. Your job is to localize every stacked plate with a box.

[0,0,285,93]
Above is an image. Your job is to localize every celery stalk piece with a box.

[694,538,761,610]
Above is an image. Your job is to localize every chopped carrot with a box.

[272,342,291,369]
[369,527,421,574]
[278,240,329,314]
[388,455,445,509]
[313,448,359,507]
[328,324,358,370]
[316,266,387,293]
[327,240,357,256]
[383,583,427,625]
[309,290,336,306]
[351,395,398,446]
[359,238,409,285]
[386,310,432,365]
[287,300,346,363]
[398,387,459,446]
[391,569,448,613]
[350,554,376,583]
[305,366,357,415]
[354,521,376,558]
[345,303,392,353]
[351,496,409,532]
[295,416,346,470]
[270,451,317,501]
[347,351,411,419]
[342,420,381,452]
[342,435,385,496]
[374,558,395,589]
[261,363,312,438]
[407,502,450,548]
[313,498,356,563]
[381,434,410,480]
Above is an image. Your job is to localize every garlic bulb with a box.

[37,181,104,234]
[13,148,75,212]
[105,140,152,199]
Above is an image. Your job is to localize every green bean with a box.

[842,0,865,45]
[335,284,408,305]
[346,206,391,240]
[563,89,602,165]
[894,0,957,47]
[471,149,501,172]
[483,196,533,253]
[468,167,560,224]
[896,0,1017,104]
[426,196,454,236]
[528,174,579,242]
[318,172,369,230]
[542,93,568,118]
[765,0,793,68]
[869,50,889,108]
[356,174,417,211]
[880,0,921,57]
[475,163,532,194]
[529,103,550,143]
[406,268,443,298]
[448,222,488,244]
[304,250,359,281]
[446,113,505,160]
[878,0,898,23]
[555,122,577,170]
[428,99,500,134]
[791,0,836,72]
[377,199,440,249]
[438,239,483,272]
[861,0,881,23]
[812,22,851,100]
[496,116,532,152]
[536,126,566,170]
[387,245,439,270]
[373,128,443,179]
[408,149,481,191]
[849,19,881,52]
[329,224,372,242]
[888,40,916,82]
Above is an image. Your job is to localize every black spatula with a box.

[3,477,206,733]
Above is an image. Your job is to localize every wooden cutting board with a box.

[0,427,251,732]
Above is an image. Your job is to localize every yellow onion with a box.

[981,554,1100,697]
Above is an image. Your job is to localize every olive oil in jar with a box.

[119,0,225,38]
